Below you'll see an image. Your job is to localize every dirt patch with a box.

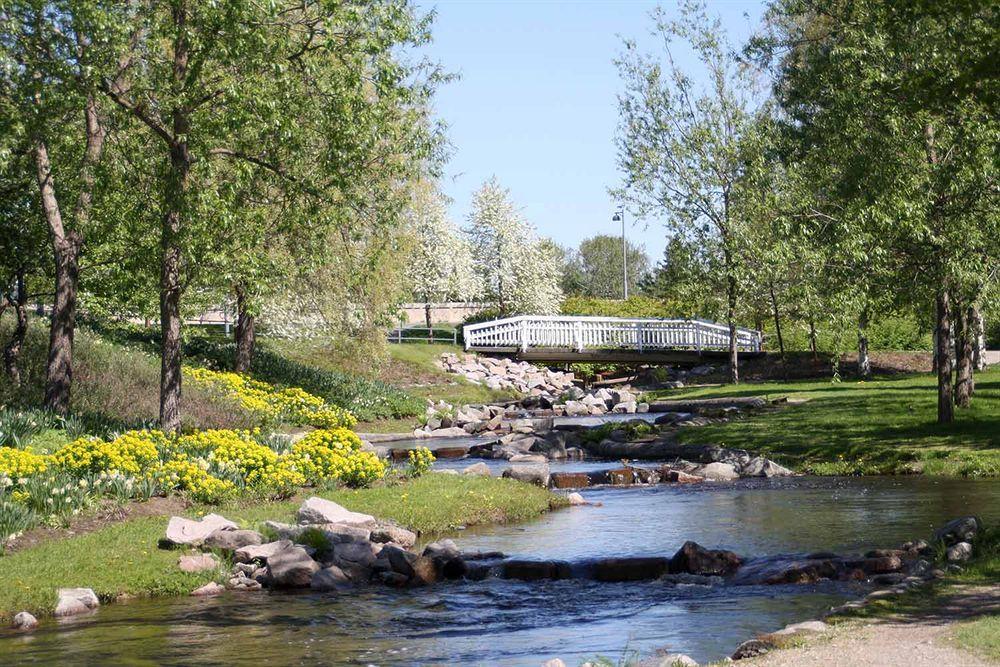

[5,496,189,554]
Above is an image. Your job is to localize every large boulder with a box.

[296,497,377,528]
[12,612,38,631]
[501,559,572,581]
[591,557,671,582]
[502,463,550,487]
[695,462,739,481]
[934,517,980,546]
[370,525,417,549]
[164,513,237,547]
[235,539,293,564]
[310,565,351,591]
[54,588,100,617]
[461,462,491,476]
[669,541,742,576]
[178,553,220,573]
[202,529,264,552]
[267,546,320,587]
[740,457,794,478]
[946,542,973,562]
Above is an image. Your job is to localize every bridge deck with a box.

[464,315,763,364]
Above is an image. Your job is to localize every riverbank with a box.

[744,526,1000,666]
[647,368,1000,476]
[0,473,564,622]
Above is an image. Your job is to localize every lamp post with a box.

[612,208,628,299]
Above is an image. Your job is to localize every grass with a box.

[955,615,1000,661]
[0,473,564,622]
[646,369,1000,476]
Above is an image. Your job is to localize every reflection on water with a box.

[4,476,998,666]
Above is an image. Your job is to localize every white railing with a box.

[463,315,762,354]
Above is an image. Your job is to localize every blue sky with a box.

[416,0,767,264]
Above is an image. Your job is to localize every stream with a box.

[4,474,999,666]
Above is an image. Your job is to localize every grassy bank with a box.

[648,369,1000,476]
[0,473,564,622]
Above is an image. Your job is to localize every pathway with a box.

[750,586,1000,667]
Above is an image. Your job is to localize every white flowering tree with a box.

[466,178,563,315]
[406,181,478,332]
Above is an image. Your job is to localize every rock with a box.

[661,468,705,484]
[371,525,417,549]
[772,620,829,636]
[311,565,351,591]
[934,517,980,546]
[501,559,572,581]
[656,654,698,667]
[502,463,550,487]
[202,529,264,552]
[410,556,439,585]
[946,541,973,562]
[178,553,220,573]
[235,539,293,564]
[861,555,903,574]
[12,611,38,631]
[462,462,491,476]
[592,557,671,582]
[731,638,775,660]
[267,546,320,587]
[564,400,590,416]
[566,492,587,506]
[164,513,237,547]
[550,472,591,489]
[429,427,470,438]
[669,541,742,576]
[611,401,638,414]
[317,523,372,544]
[54,588,99,617]
[296,497,376,528]
[695,462,739,481]
[190,582,226,597]
[509,454,547,463]
[740,457,793,478]
[382,544,419,578]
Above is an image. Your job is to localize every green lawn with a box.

[0,473,563,621]
[647,369,1000,476]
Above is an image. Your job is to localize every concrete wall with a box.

[399,302,488,326]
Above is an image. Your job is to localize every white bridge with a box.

[463,315,763,363]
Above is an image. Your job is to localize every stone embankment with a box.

[437,352,577,395]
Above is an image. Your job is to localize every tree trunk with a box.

[971,305,986,371]
[954,304,974,407]
[425,301,433,343]
[935,289,954,423]
[234,284,255,373]
[769,281,785,359]
[723,253,738,384]
[35,140,83,415]
[3,270,29,386]
[857,307,871,379]
[808,319,818,361]
[159,143,191,432]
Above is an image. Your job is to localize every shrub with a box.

[406,447,435,477]
[560,295,681,319]
[185,338,423,421]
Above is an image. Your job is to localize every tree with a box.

[565,235,649,299]
[1,3,115,413]
[754,0,999,421]
[405,180,477,336]
[615,1,759,383]
[87,0,440,430]
[466,178,563,315]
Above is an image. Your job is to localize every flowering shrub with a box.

[406,447,435,477]
[53,430,161,475]
[286,428,385,487]
[154,458,236,504]
[183,368,357,429]
[0,447,49,478]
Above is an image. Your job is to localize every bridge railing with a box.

[463,315,762,354]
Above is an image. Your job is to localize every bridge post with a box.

[637,322,644,353]
[695,322,702,355]
[573,321,583,352]
[519,318,528,353]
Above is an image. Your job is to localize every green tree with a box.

[565,235,649,299]
[615,1,759,383]
[754,0,999,421]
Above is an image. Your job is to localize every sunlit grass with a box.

[646,369,1000,476]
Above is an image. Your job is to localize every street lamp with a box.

[612,208,628,299]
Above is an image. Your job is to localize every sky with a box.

[416,0,767,264]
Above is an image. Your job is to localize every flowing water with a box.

[4,476,1000,666]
